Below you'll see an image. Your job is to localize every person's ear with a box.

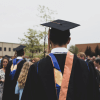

[97,63,100,66]
[67,37,71,44]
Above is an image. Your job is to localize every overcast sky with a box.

[0,0,100,48]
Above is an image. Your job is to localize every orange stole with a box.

[59,51,74,100]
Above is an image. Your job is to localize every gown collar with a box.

[51,47,68,54]
[16,56,23,59]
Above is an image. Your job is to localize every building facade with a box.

[75,43,100,53]
[0,42,20,57]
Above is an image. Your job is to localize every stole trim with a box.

[49,53,62,99]
[59,51,74,100]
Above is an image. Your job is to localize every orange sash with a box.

[49,51,74,100]
[59,51,74,100]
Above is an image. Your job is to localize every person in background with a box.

[0,60,1,69]
[88,56,96,70]
[2,45,26,100]
[86,56,91,62]
[77,52,91,71]
[0,57,9,100]
[31,58,40,63]
[11,56,15,60]
[22,56,26,61]
[15,61,33,100]
[77,52,86,61]
[97,55,100,58]
[1,55,10,68]
[93,58,100,98]
[14,51,17,59]
[0,57,2,69]
[91,56,96,62]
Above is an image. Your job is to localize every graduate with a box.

[2,45,26,100]
[21,19,99,100]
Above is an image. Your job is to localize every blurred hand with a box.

[0,79,4,82]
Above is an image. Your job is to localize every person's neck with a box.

[2,67,6,72]
[97,66,100,70]
[17,56,23,58]
[51,44,67,49]
[17,56,23,57]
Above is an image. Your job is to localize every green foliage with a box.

[19,28,43,57]
[37,5,57,39]
[19,5,57,58]
[37,5,57,57]
[37,5,57,22]
[69,45,78,55]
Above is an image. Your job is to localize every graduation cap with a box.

[41,19,80,31]
[3,55,11,59]
[13,45,26,52]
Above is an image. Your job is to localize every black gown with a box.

[21,54,99,100]
[2,59,26,100]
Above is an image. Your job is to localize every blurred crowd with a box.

[77,52,100,92]
[1,51,100,100]
[0,54,40,100]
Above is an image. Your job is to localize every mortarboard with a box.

[41,19,80,31]
[3,55,11,59]
[13,45,26,52]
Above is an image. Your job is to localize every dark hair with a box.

[1,57,9,68]
[95,58,100,65]
[17,49,24,56]
[50,28,70,46]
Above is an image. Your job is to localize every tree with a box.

[88,46,92,56]
[95,45,100,56]
[19,28,43,58]
[85,46,93,56]
[69,45,78,55]
[91,51,95,57]
[85,46,89,56]
[37,5,57,57]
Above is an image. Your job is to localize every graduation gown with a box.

[2,59,26,100]
[21,53,99,100]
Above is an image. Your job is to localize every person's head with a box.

[77,52,86,60]
[49,28,71,47]
[87,56,90,59]
[13,45,26,57]
[92,56,96,62]
[97,55,100,58]
[32,57,40,63]
[41,19,80,48]
[93,58,100,68]
[11,56,15,60]
[2,57,9,68]
[16,49,24,56]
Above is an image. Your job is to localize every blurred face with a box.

[3,59,8,68]
[32,60,35,63]
[92,56,95,61]
[93,61,99,67]
[80,56,85,60]
[77,56,85,60]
